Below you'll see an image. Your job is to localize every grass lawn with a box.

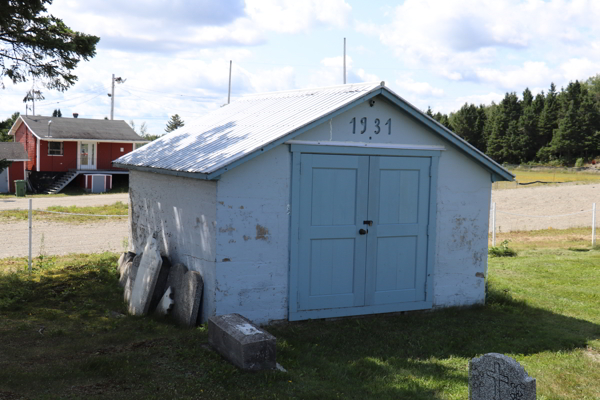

[0,185,129,199]
[0,201,128,223]
[0,235,598,399]
[493,167,600,189]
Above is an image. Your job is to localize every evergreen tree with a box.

[165,114,185,133]
[432,112,453,131]
[487,93,524,163]
[0,112,20,142]
[0,0,99,90]
[537,83,559,155]
[451,103,486,151]
[52,109,62,117]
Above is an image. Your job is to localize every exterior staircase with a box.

[45,170,80,194]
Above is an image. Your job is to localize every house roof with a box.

[11,115,146,142]
[114,82,513,182]
[0,142,28,161]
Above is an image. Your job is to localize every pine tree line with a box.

[427,75,600,165]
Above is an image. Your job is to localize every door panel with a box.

[296,153,431,314]
[366,156,430,306]
[297,154,369,311]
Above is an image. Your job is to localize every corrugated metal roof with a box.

[17,116,146,142]
[114,82,513,182]
[0,142,28,161]
[114,82,383,174]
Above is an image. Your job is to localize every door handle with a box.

[359,228,368,235]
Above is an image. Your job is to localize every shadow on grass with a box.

[0,261,598,400]
[267,283,599,399]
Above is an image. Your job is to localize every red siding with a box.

[39,141,77,171]
[97,142,132,170]
[14,123,36,171]
[8,161,25,193]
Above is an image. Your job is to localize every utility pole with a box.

[109,74,126,120]
[110,73,115,120]
[343,38,346,84]
[228,60,232,104]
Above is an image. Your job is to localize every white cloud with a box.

[475,61,554,90]
[49,0,351,53]
[244,0,351,33]
[560,58,598,82]
[369,0,600,90]
[394,78,444,97]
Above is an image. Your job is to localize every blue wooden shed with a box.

[115,82,513,324]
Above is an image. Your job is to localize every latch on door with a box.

[363,220,373,226]
[359,228,368,235]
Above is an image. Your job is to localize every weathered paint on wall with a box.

[39,141,78,171]
[8,161,25,193]
[14,123,36,171]
[295,95,490,308]
[128,170,218,321]
[214,145,291,323]
[98,142,132,170]
[127,94,492,324]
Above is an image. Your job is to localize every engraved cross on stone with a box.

[486,362,509,399]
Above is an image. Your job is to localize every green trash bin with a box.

[15,180,26,197]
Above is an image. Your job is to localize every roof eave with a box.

[379,89,514,182]
[112,163,217,181]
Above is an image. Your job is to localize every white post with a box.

[28,198,32,273]
[593,203,596,247]
[228,60,232,104]
[343,38,346,84]
[492,202,496,247]
[110,73,115,120]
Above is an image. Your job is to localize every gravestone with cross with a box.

[469,353,536,400]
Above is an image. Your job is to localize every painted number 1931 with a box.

[350,117,391,135]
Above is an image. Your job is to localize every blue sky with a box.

[2,0,599,136]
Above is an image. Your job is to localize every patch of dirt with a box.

[491,183,599,232]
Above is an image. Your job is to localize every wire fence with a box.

[490,202,597,247]
[1,199,129,263]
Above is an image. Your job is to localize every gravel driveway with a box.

[1,185,598,258]
[1,193,130,258]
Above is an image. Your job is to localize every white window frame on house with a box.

[48,141,63,156]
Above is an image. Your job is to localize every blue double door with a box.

[297,153,431,315]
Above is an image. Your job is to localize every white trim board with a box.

[285,140,446,151]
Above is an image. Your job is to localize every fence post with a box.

[492,202,496,247]
[28,198,32,273]
[593,203,596,247]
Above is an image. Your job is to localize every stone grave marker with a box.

[128,236,163,316]
[208,313,276,371]
[469,353,536,400]
[148,256,172,312]
[155,287,174,316]
[172,270,203,327]
[165,263,188,298]
[123,253,142,303]
[118,251,137,288]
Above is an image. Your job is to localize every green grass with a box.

[0,238,598,399]
[0,185,129,199]
[493,167,600,189]
[0,201,128,223]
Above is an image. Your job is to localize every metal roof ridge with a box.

[236,81,383,99]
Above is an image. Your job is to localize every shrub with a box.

[575,158,584,168]
[489,240,517,257]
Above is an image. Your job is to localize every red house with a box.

[0,142,28,194]
[8,115,147,193]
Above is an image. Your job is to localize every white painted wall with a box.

[295,95,491,308]
[214,145,291,323]
[128,94,492,324]
[128,170,218,321]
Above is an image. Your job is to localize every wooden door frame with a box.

[78,141,98,170]
[288,143,440,321]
